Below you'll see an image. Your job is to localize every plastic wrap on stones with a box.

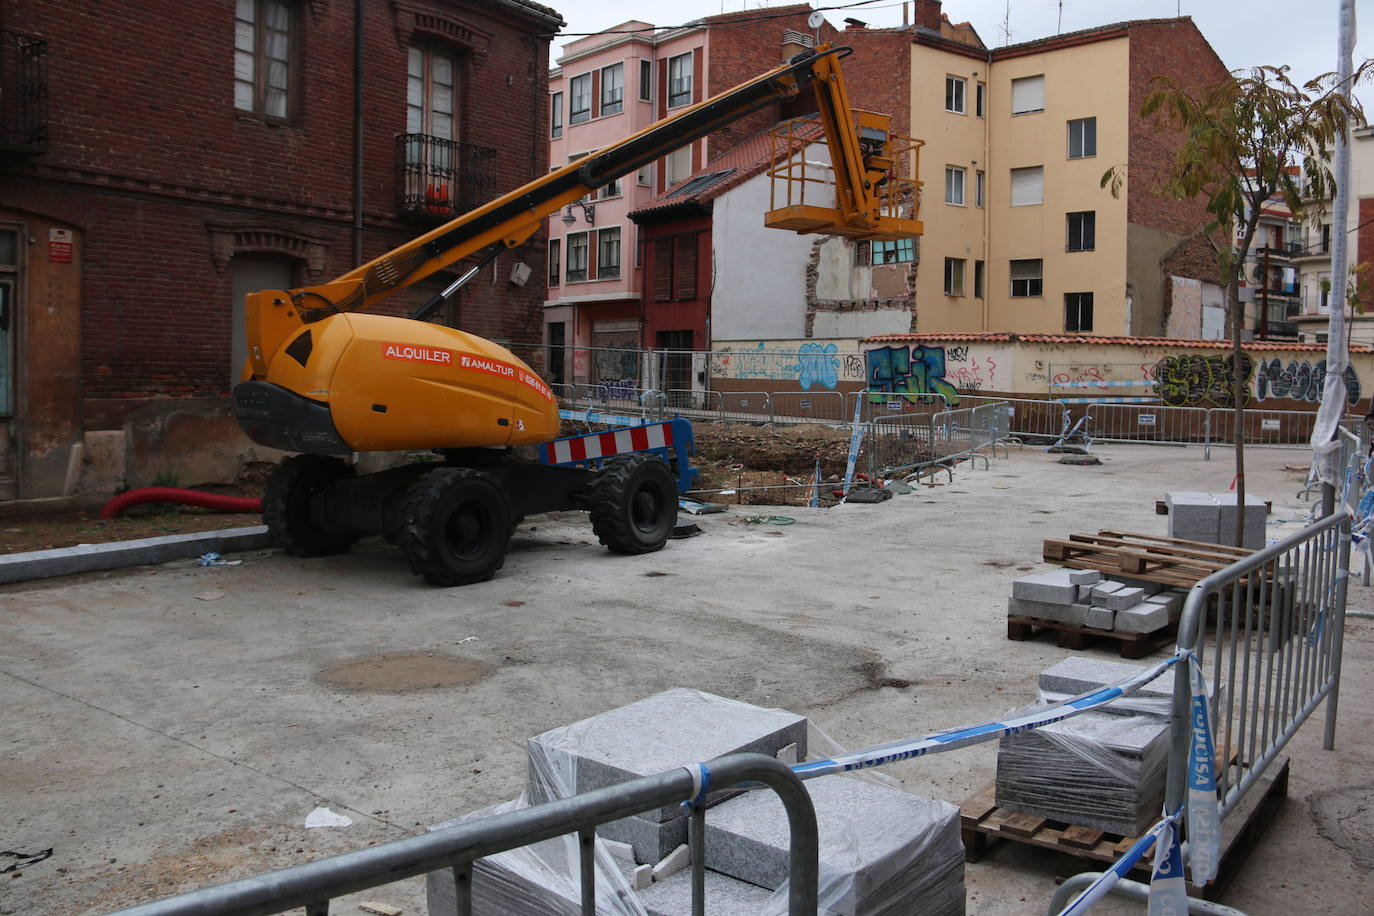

[426,799,647,916]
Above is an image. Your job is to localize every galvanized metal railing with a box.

[1084,402,1211,446]
[104,753,818,916]
[770,390,848,426]
[1166,512,1350,825]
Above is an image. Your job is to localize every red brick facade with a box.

[0,0,558,496]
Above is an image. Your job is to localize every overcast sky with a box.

[546,0,1369,99]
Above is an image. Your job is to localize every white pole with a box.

[1313,0,1356,493]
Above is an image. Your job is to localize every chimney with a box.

[843,17,868,31]
[915,0,942,32]
[781,28,814,61]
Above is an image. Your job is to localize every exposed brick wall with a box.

[834,29,915,140]
[702,5,824,160]
[1159,229,1226,329]
[4,0,553,413]
[1126,19,1230,236]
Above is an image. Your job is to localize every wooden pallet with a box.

[1006,614,1175,659]
[960,755,1289,901]
[1043,530,1256,588]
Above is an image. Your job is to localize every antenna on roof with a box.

[1057,1,1063,35]
[1000,1,1012,45]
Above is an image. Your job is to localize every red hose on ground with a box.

[99,487,263,520]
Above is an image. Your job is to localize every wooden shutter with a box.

[673,234,697,299]
[653,239,673,301]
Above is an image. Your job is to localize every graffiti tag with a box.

[786,343,841,391]
[865,345,960,406]
[1153,354,1255,408]
[1255,358,1361,406]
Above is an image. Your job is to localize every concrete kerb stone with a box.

[1011,570,1080,604]
[0,525,272,584]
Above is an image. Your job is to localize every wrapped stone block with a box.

[526,689,807,864]
[1038,657,1171,700]
[638,862,779,916]
[995,711,1169,836]
[704,775,964,915]
[427,806,641,916]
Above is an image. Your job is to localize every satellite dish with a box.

[807,10,825,28]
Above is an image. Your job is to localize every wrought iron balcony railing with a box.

[395,134,497,219]
[0,30,48,155]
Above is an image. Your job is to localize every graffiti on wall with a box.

[1255,358,1361,406]
[1154,352,1364,408]
[944,344,998,393]
[788,343,840,391]
[711,342,865,389]
[1153,354,1255,408]
[865,345,960,406]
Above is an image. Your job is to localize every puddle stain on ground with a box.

[318,652,490,693]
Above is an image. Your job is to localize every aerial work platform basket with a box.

[765,109,924,241]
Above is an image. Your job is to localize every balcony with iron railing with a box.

[395,134,498,220]
[0,30,48,155]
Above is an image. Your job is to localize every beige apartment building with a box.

[845,4,1228,337]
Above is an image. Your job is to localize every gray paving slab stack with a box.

[1011,569,1081,604]
[1010,570,1185,637]
[526,689,808,865]
[995,709,1169,836]
[426,807,642,916]
[996,658,1172,836]
[1165,491,1267,550]
[703,774,964,915]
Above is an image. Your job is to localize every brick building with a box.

[0,0,560,500]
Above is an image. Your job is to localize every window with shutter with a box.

[1010,166,1043,206]
[653,240,673,301]
[1011,75,1044,114]
[673,235,697,299]
[1010,259,1043,297]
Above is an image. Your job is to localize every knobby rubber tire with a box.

[262,454,359,557]
[588,454,678,555]
[397,467,512,586]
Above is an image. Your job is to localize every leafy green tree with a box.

[1104,64,1365,544]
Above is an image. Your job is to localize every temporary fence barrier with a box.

[104,754,820,916]
[715,390,773,424]
[954,395,1066,443]
[769,390,848,426]
[1165,511,1350,884]
[1203,407,1323,459]
[1083,402,1211,446]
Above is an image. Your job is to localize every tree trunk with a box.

[1230,277,1246,547]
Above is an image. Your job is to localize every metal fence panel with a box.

[770,390,847,426]
[1167,514,1350,825]
[1205,407,1321,452]
[715,390,772,424]
[1085,403,1210,445]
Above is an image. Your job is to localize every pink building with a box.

[543,7,824,392]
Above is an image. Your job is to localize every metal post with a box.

[1324,517,1352,749]
[689,804,706,916]
[578,828,596,916]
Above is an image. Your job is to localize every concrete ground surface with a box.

[2,443,1371,916]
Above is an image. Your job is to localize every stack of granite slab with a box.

[426,688,967,915]
[1008,568,1184,635]
[703,773,964,915]
[994,658,1171,837]
[525,688,809,865]
[1166,490,1266,550]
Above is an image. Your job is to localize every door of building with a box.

[656,330,693,407]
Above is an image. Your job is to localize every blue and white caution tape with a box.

[1184,652,1220,885]
[1055,380,1155,388]
[1055,812,1181,916]
[841,395,866,496]
[1149,813,1189,916]
[1053,396,1160,404]
[793,654,1184,779]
